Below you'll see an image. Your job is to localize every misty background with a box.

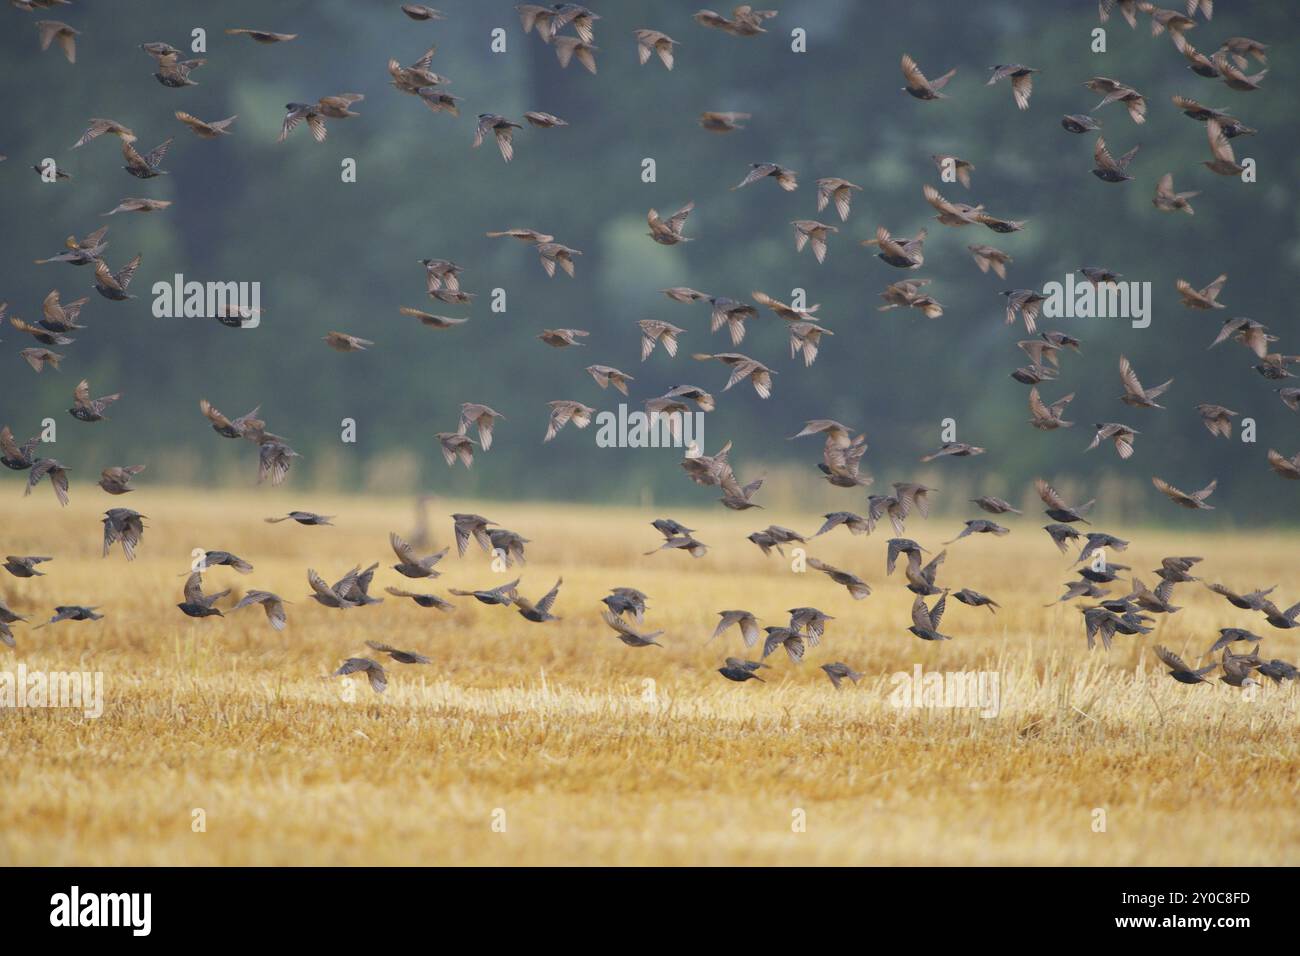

[0,0,1296,524]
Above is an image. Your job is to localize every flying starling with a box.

[515,578,563,622]
[99,465,145,494]
[634,29,678,69]
[987,63,1038,110]
[1176,273,1227,309]
[473,113,522,161]
[384,587,454,611]
[1151,476,1217,509]
[1091,137,1139,182]
[35,19,78,62]
[900,54,955,100]
[1153,645,1215,684]
[908,591,951,641]
[694,7,776,37]
[177,571,228,618]
[225,28,298,43]
[25,458,70,505]
[601,609,663,647]
[175,111,237,138]
[698,111,750,133]
[69,379,120,422]
[326,658,387,694]
[821,662,863,690]
[734,162,798,192]
[102,507,145,560]
[93,255,142,300]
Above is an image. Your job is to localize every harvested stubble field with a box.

[1,489,1297,865]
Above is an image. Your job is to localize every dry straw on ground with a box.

[1,490,1296,865]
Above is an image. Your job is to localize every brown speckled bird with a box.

[225,28,298,43]
[1086,77,1146,124]
[901,54,955,100]
[694,6,777,37]
[99,465,145,495]
[402,5,446,21]
[807,558,871,600]
[1195,404,1238,439]
[72,118,136,149]
[152,53,206,88]
[175,111,237,138]
[815,177,862,221]
[1036,478,1094,524]
[692,352,775,398]
[987,64,1038,110]
[639,319,684,361]
[586,364,634,395]
[24,458,69,505]
[400,306,466,330]
[968,245,1012,279]
[601,609,663,647]
[69,379,120,422]
[1028,388,1075,430]
[734,162,797,192]
[1153,645,1215,684]
[1061,113,1101,134]
[524,111,567,128]
[1087,423,1139,460]
[384,586,454,610]
[635,29,678,69]
[1091,137,1139,182]
[1202,119,1244,176]
[515,578,563,623]
[366,641,432,665]
[1118,355,1172,409]
[791,220,838,263]
[93,254,141,300]
[102,507,145,560]
[864,226,926,269]
[36,19,78,62]
[280,95,363,143]
[538,327,589,349]
[1152,172,1198,214]
[1176,273,1227,310]
[921,442,985,462]
[389,531,448,579]
[3,554,52,578]
[537,242,581,278]
[1266,449,1300,480]
[232,591,288,630]
[1152,475,1217,510]
[1212,52,1266,91]
[698,111,750,133]
[435,431,475,468]
[251,440,297,488]
[324,331,373,352]
[544,400,595,442]
[648,202,695,244]
[1209,318,1274,359]
[35,226,108,265]
[326,658,387,694]
[820,662,862,690]
[553,36,598,73]
[1001,289,1046,333]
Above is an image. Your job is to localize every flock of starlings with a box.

[1,1,1297,694]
